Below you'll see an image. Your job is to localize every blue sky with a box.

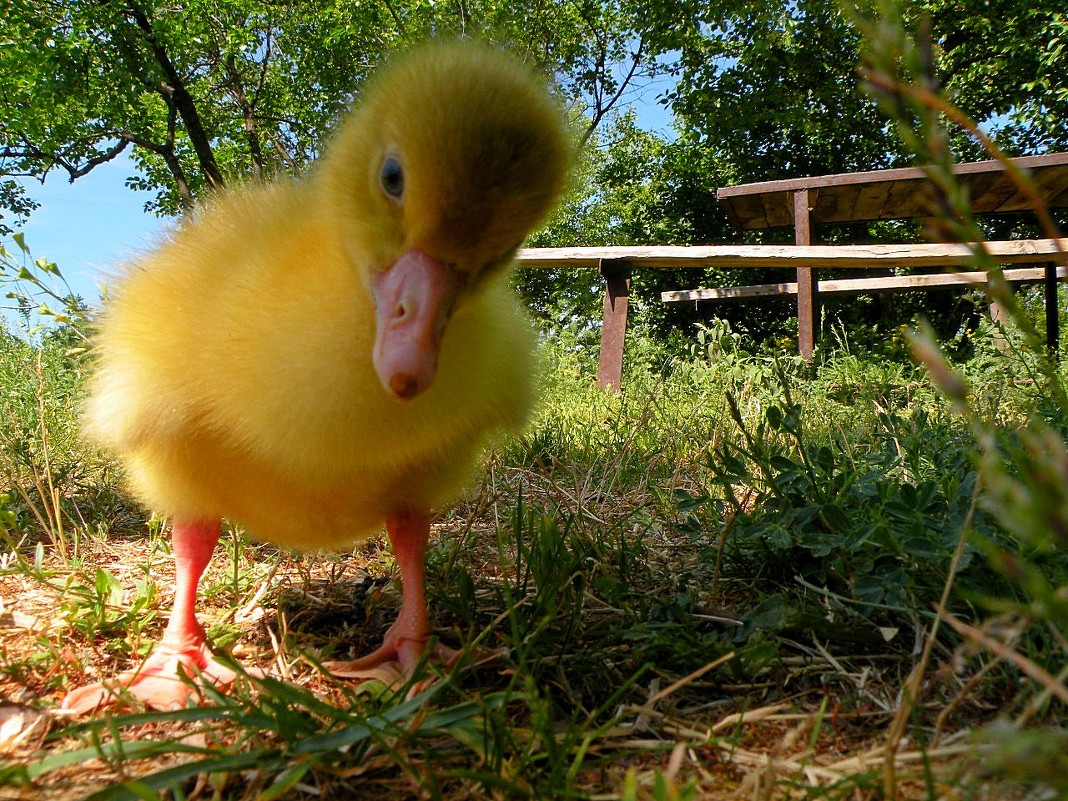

[12,155,165,307]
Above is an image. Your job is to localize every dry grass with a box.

[0,456,1055,800]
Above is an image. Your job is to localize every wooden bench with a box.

[656,241,1068,330]
[714,153,1068,360]
[518,156,1068,390]
[517,239,1068,390]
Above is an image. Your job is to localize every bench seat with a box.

[662,265,1068,302]
[518,239,1068,270]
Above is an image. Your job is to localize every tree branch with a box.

[118,105,194,208]
[223,51,266,180]
[64,138,132,180]
[2,133,130,182]
[581,36,646,146]
[125,0,225,191]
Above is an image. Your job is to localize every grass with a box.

[1,300,1066,800]
[2,9,1066,795]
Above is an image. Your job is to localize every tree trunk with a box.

[126,0,225,192]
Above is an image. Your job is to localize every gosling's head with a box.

[320,39,572,400]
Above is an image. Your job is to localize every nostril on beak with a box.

[389,373,420,400]
[393,302,408,322]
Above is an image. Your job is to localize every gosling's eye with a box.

[380,156,404,201]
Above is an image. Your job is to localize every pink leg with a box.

[156,517,222,656]
[325,511,456,679]
[62,519,239,713]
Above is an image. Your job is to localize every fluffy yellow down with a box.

[83,40,571,550]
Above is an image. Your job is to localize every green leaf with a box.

[83,750,282,801]
[769,455,801,476]
[294,684,441,754]
[27,740,208,781]
[815,446,835,473]
[258,757,318,801]
[766,404,783,430]
[34,257,61,276]
[819,503,851,533]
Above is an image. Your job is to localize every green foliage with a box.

[525,0,1068,344]
[0,0,654,216]
[661,326,1068,662]
[0,178,37,237]
[0,334,88,543]
[58,566,158,649]
[6,0,1068,345]
[852,6,1068,796]
[0,0,400,213]
[660,0,1068,179]
[10,680,492,797]
[0,235,102,562]
[1,233,91,338]
[712,383,985,612]
[667,0,903,181]
[925,0,1068,155]
[524,0,1068,342]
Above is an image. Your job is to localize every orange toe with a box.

[61,645,241,713]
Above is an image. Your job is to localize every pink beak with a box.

[371,248,463,401]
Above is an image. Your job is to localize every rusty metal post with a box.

[597,260,632,392]
[1045,262,1060,357]
[794,189,817,361]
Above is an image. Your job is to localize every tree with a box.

[520,112,748,340]
[926,0,1068,156]
[1,0,405,216]
[601,0,1068,345]
[0,0,658,220]
[659,0,904,187]
[6,0,1064,348]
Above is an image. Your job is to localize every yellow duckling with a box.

[62,39,571,712]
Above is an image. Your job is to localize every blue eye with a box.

[380,156,404,200]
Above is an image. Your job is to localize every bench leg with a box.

[597,260,631,392]
[793,189,818,361]
[797,266,818,361]
[1045,262,1059,357]
[990,293,1010,354]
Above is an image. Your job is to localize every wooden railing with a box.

[516,238,1068,390]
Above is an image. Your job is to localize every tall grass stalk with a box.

[854,2,1068,795]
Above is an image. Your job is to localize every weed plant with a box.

[1,252,1067,798]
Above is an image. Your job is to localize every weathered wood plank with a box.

[516,239,1068,270]
[817,183,861,223]
[715,153,1068,228]
[853,182,890,221]
[795,189,817,361]
[971,172,1012,211]
[715,153,1068,200]
[1031,167,1068,212]
[596,261,631,393]
[660,265,1068,303]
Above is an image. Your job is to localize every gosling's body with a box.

[85,180,535,550]
[63,39,570,712]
